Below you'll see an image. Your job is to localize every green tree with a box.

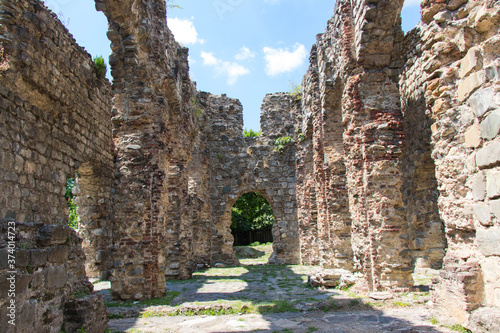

[231,193,274,232]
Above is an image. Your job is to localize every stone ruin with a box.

[0,0,499,331]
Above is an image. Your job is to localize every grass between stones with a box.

[105,245,439,322]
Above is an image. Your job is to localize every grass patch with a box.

[307,327,319,333]
[108,313,125,319]
[392,301,411,308]
[429,317,439,325]
[349,299,360,307]
[448,324,472,333]
[258,300,299,314]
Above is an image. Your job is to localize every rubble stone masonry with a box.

[1,0,500,331]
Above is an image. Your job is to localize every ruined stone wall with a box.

[0,220,108,332]
[298,0,500,328]
[96,0,199,299]
[0,0,114,278]
[298,0,413,290]
[198,92,300,266]
[412,0,500,329]
[399,25,446,272]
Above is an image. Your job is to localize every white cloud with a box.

[235,47,256,61]
[263,43,308,77]
[201,51,218,65]
[403,0,422,9]
[168,17,205,45]
[200,51,250,85]
[224,62,251,85]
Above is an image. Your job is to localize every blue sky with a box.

[44,0,422,131]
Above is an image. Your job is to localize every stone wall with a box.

[399,25,446,272]
[0,220,108,332]
[96,0,199,299]
[415,0,500,328]
[0,0,114,278]
[2,0,500,330]
[296,0,499,329]
[199,92,300,266]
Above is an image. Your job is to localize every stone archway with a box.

[219,188,300,266]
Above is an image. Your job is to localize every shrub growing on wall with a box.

[92,55,107,80]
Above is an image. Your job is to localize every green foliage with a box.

[73,290,90,299]
[449,325,472,333]
[167,0,182,9]
[429,317,439,325]
[274,136,294,153]
[297,133,305,142]
[191,97,202,117]
[108,313,125,319]
[231,193,274,233]
[289,81,302,101]
[243,129,261,138]
[92,55,107,80]
[65,178,78,229]
[392,301,410,308]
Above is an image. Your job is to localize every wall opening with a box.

[401,0,422,33]
[231,192,274,247]
[65,176,79,230]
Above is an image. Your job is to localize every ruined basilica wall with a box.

[198,92,300,266]
[399,24,447,272]
[0,0,111,330]
[414,0,500,328]
[0,0,114,277]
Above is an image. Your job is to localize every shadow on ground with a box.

[97,245,452,332]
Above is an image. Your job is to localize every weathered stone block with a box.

[490,199,500,220]
[63,294,108,333]
[36,225,71,246]
[473,203,491,226]
[476,142,500,168]
[486,170,500,199]
[16,249,30,268]
[471,172,486,201]
[460,47,483,78]
[485,66,500,82]
[459,71,487,102]
[480,108,500,140]
[470,307,500,333]
[465,123,481,148]
[48,246,68,264]
[476,227,500,256]
[469,87,498,117]
[45,265,67,289]
[30,249,48,267]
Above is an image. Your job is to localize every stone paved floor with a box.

[96,246,455,333]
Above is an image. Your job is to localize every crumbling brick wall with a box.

[96,0,199,299]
